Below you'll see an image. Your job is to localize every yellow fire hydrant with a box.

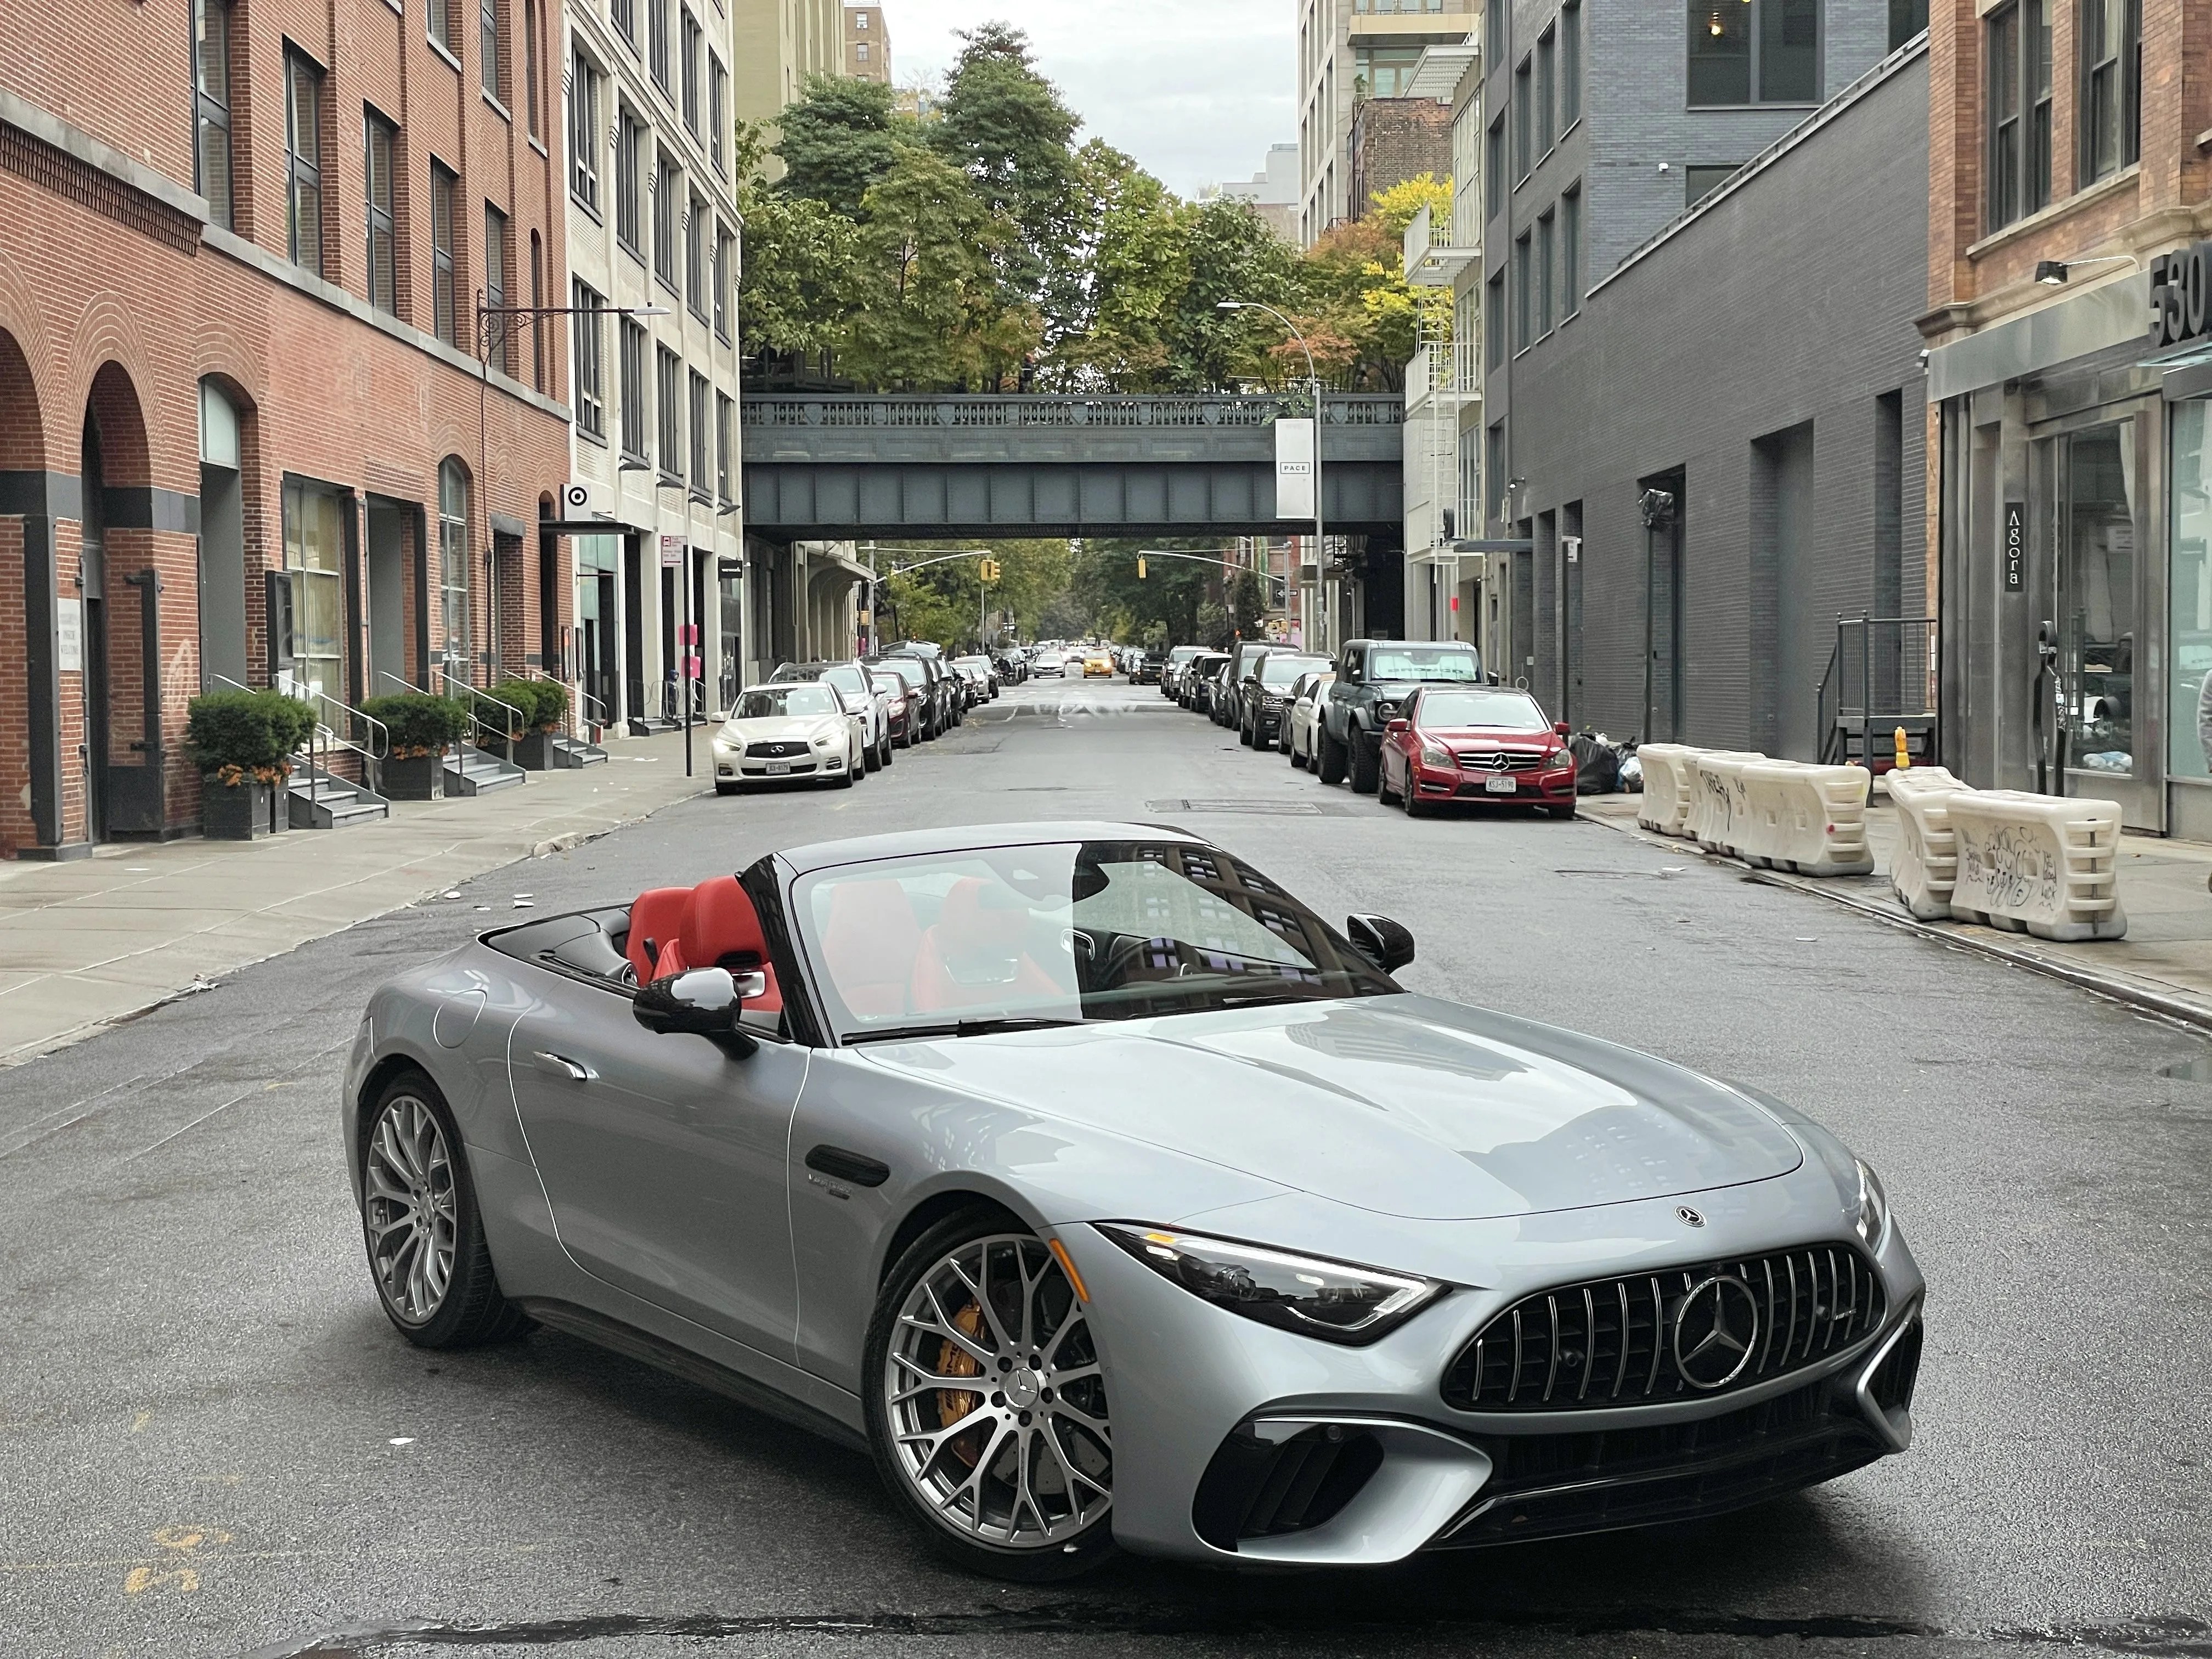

[1894,726,1910,771]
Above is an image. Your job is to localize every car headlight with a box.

[1852,1158,1889,1249]
[1098,1223,1445,1346]
[812,733,836,748]
[1418,740,1454,769]
[1374,699,1398,718]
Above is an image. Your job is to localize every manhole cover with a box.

[1147,799,1328,816]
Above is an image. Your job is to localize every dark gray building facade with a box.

[1485,32,1929,754]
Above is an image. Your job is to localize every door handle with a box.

[534,1051,597,1081]
[805,1144,890,1188]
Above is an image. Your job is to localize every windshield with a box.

[822,668,868,701]
[1367,646,1482,683]
[879,659,928,689]
[871,673,904,696]
[1417,689,1549,730]
[736,685,839,719]
[798,840,1398,1041]
[1259,654,1327,686]
[1168,647,1201,665]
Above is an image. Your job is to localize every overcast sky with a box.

[878,0,1295,197]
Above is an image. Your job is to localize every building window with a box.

[1537,28,1555,151]
[1687,0,1819,106]
[657,343,682,479]
[573,278,606,437]
[709,59,726,175]
[1985,3,2051,230]
[619,317,649,461]
[1536,209,1554,339]
[431,162,459,346]
[856,7,868,24]
[1353,45,1422,99]
[713,223,733,340]
[650,0,672,93]
[1513,57,1532,179]
[523,0,541,136]
[1685,162,1739,206]
[616,107,645,253]
[1485,113,1506,220]
[481,0,501,98]
[715,391,733,502]
[681,10,702,133]
[429,0,453,54]
[1560,185,1581,318]
[283,479,346,698]
[1561,1,1581,128]
[1486,269,1505,368]
[653,153,680,290]
[483,203,509,370]
[689,370,710,491]
[687,193,709,318]
[285,52,323,272]
[2079,0,2139,185]
[438,459,471,681]
[571,50,601,211]
[1487,422,1508,523]
[1513,231,1531,351]
[856,40,870,63]
[529,230,545,390]
[365,111,398,313]
[1889,0,1927,47]
[192,0,233,227]
[1485,0,1505,64]
[611,0,635,47]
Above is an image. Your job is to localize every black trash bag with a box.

[1569,732,1621,795]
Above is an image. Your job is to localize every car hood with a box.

[856,995,1803,1221]
[719,715,841,742]
[1422,726,1558,744]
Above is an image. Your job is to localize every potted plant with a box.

[496,678,571,770]
[184,689,315,839]
[362,692,472,799]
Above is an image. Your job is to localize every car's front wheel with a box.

[865,1212,1115,1582]
[359,1071,529,1348]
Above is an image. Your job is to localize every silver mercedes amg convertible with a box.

[343,821,1923,1579]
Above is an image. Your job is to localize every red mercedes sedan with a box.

[1378,686,1577,818]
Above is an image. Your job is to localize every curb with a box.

[1582,806,2212,1036]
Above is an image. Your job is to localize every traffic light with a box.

[1137,555,1147,579]
[978,557,999,583]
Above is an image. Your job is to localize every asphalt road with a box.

[4,676,2208,1659]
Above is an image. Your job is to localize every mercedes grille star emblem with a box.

[1488,751,1511,772]
[1672,1274,1762,1390]
[1677,1205,1705,1228]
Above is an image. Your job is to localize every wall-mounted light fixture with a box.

[2035,255,2134,286]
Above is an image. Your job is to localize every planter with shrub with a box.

[185,689,317,839]
[361,692,472,799]
[493,679,572,769]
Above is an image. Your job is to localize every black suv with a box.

[1317,639,1486,792]
[1235,650,1331,748]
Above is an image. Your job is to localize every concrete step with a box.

[286,763,392,830]
[442,744,528,796]
[551,735,610,768]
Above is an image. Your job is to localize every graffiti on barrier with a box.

[1954,820,2061,916]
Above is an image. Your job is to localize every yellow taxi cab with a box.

[1082,647,1115,677]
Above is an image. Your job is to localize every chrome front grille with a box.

[746,741,804,758]
[1453,749,1546,771]
[1441,1245,1886,1413]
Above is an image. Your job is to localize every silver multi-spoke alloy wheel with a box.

[884,1234,1111,1551]
[363,1092,459,1325]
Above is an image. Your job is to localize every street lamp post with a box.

[1219,300,1325,655]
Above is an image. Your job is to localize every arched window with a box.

[439,459,471,683]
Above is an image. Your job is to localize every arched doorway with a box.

[81,361,156,844]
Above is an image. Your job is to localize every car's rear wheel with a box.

[1348,731,1381,794]
[1290,734,1307,770]
[864,738,882,774]
[359,1071,529,1348]
[866,1213,1115,1582]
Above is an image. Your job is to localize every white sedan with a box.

[710,684,865,794]
[1286,670,1335,769]
[1032,650,1067,678]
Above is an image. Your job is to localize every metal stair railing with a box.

[1816,616,1937,768]
[215,675,390,805]
[433,667,528,759]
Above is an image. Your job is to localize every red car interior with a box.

[911,877,1069,1013]
[624,887,695,981]
[623,877,782,1011]
[822,879,925,1017]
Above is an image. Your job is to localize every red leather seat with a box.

[911,877,1069,1013]
[821,879,923,1019]
[627,887,695,981]
[680,874,782,1011]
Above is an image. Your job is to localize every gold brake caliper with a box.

[938,1298,988,1468]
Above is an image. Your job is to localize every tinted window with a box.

[1416,690,1548,730]
[736,685,838,718]
[822,667,868,701]
[1367,646,1483,682]
[1260,654,1329,686]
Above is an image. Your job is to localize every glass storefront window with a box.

[2055,421,2137,778]
[281,478,344,699]
[2170,401,2212,780]
[439,459,471,684]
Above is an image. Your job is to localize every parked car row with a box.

[709,644,1006,794]
[1164,637,1580,818]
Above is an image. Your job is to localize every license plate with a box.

[1485,776,1517,794]
[765,760,791,775]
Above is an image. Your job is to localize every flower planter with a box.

[513,730,557,771]
[202,777,279,840]
[382,752,446,800]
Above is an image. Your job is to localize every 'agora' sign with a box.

[2151,242,2212,351]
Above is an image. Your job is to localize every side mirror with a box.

[1385,718,1410,736]
[635,967,757,1054]
[1346,913,1415,975]
[1554,721,1571,737]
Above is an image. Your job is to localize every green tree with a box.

[736,189,865,359]
[773,74,911,220]
[1168,197,1305,391]
[1048,143,1193,390]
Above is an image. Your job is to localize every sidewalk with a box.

[0,732,710,1065]
[1582,787,2212,1029]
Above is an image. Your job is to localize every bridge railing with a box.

[740,394,1406,430]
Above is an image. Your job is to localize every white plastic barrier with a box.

[1636,744,1703,836]
[1686,752,1766,855]
[1944,789,2127,941]
[1737,761,1875,876]
[1885,767,1971,919]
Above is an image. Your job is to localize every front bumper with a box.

[1056,1204,1922,1567]
[1411,759,1578,803]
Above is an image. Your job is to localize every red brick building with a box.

[1921,0,2212,834]
[0,0,573,857]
